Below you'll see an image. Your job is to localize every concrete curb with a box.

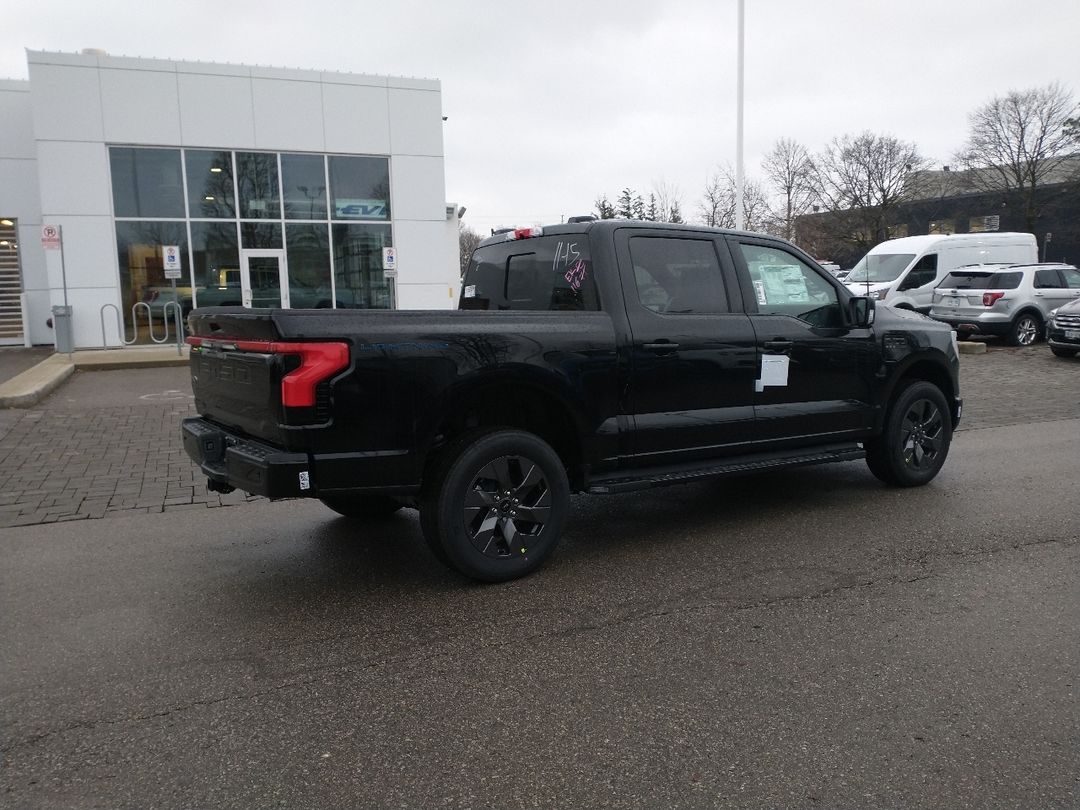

[0,355,75,408]
[0,346,190,408]
[958,341,988,354]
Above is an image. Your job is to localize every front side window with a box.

[461,235,599,311]
[627,236,728,315]
[1059,267,1080,289]
[900,253,938,290]
[739,243,841,328]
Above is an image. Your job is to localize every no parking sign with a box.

[163,245,182,279]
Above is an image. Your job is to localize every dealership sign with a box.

[333,199,388,219]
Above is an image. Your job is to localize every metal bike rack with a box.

[100,301,185,355]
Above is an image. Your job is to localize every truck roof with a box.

[477,219,760,248]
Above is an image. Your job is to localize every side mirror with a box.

[849,296,875,328]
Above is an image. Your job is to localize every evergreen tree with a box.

[616,188,636,219]
[593,194,616,219]
[646,194,659,222]
[668,200,684,224]
[632,194,646,220]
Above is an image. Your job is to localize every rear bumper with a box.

[182,417,312,499]
[929,313,1010,336]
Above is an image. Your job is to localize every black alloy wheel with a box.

[463,455,552,559]
[420,429,569,582]
[866,381,952,487]
[899,397,945,471]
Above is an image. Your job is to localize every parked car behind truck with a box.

[183,220,962,582]
[929,263,1080,345]
[845,232,1037,312]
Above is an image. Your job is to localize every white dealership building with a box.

[0,49,460,348]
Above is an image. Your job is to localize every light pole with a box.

[735,0,745,231]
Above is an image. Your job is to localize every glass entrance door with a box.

[240,249,289,309]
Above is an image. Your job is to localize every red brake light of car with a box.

[186,337,349,407]
[982,292,1005,307]
[511,226,543,240]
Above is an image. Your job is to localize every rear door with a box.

[1033,267,1078,318]
[728,237,879,444]
[616,228,759,464]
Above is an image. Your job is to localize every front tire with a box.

[866,381,952,487]
[420,429,569,582]
[1008,312,1041,346]
[319,494,403,518]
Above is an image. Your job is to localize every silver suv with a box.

[929,263,1080,346]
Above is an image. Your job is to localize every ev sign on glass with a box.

[163,245,182,279]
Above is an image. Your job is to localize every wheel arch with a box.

[423,374,588,488]
[878,353,957,431]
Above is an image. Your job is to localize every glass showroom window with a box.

[282,154,328,220]
[114,221,189,341]
[190,222,241,308]
[329,156,390,221]
[286,223,333,307]
[110,147,185,219]
[237,152,281,219]
[185,150,235,219]
[332,224,392,308]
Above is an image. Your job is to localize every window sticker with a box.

[753,279,768,305]
[463,284,477,298]
[754,354,789,393]
[759,264,809,303]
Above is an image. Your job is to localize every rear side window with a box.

[460,235,599,311]
[1034,269,1062,289]
[628,236,729,314]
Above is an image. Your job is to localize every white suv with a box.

[929,263,1080,346]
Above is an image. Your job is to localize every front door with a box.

[240,249,289,309]
[728,237,879,444]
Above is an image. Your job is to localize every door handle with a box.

[764,339,794,353]
[643,342,680,353]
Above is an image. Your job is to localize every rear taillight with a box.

[982,292,1005,307]
[187,337,349,407]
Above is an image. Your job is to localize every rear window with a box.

[939,271,1022,290]
[460,235,599,311]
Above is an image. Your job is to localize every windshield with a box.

[845,253,915,284]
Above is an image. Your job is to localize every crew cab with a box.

[183,220,962,581]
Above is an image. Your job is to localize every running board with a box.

[586,443,865,494]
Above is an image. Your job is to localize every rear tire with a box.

[319,494,402,518]
[1050,346,1077,358]
[420,429,569,582]
[1008,312,1041,346]
[866,381,952,487]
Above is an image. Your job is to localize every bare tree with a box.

[697,165,771,232]
[954,82,1080,231]
[761,138,814,241]
[651,178,684,223]
[458,223,484,276]
[808,131,929,252]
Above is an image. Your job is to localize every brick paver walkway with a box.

[0,346,1076,528]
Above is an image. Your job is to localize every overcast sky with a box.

[4,0,1079,232]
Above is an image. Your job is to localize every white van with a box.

[844,232,1038,312]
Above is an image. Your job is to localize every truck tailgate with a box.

[190,343,287,443]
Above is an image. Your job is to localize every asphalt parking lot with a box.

[1,345,1078,808]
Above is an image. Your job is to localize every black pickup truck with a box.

[183,220,962,581]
